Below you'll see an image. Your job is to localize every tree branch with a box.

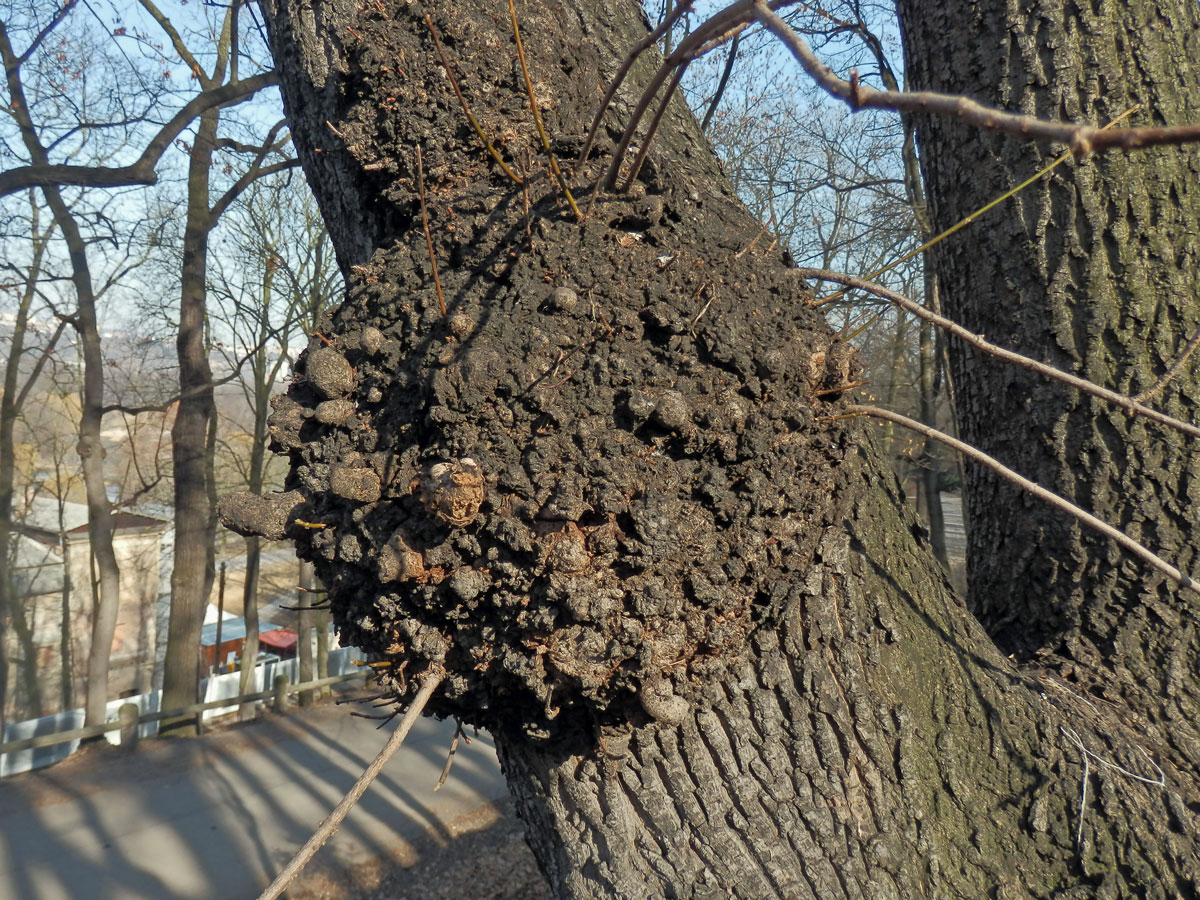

[845,405,1199,596]
[798,268,1200,441]
[753,1,1200,155]
[13,319,68,413]
[0,72,279,199]
[255,671,444,900]
[700,31,740,133]
[208,120,296,225]
[137,0,209,85]
[15,0,76,67]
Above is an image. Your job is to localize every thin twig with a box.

[425,15,523,185]
[1134,328,1200,403]
[255,671,444,900]
[602,5,763,190]
[600,0,813,192]
[700,30,740,133]
[507,0,581,219]
[734,220,769,259]
[415,146,447,317]
[816,107,1138,305]
[844,404,1200,596]
[800,268,1200,442]
[576,0,694,169]
[434,720,465,791]
[1060,726,1165,786]
[1060,724,1165,851]
[1074,739,1090,851]
[620,60,689,192]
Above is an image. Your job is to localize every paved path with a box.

[0,696,508,900]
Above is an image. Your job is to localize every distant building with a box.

[4,498,168,721]
[200,616,295,672]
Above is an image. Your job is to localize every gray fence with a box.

[0,646,365,778]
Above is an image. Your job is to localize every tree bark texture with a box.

[161,107,221,732]
[246,0,1200,895]
[896,0,1200,764]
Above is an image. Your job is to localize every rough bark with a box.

[896,0,1200,755]
[241,0,1200,895]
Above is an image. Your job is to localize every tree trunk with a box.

[916,277,948,569]
[296,560,314,707]
[237,237,277,719]
[249,0,1200,894]
[877,311,908,458]
[1,27,124,729]
[896,0,1200,750]
[0,200,53,723]
[237,535,262,720]
[161,107,220,734]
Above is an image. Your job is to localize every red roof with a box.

[259,629,298,651]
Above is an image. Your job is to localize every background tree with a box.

[895,0,1200,748]
[207,173,338,717]
[236,0,1200,896]
[0,8,161,726]
[0,190,63,726]
[1,0,290,729]
[125,0,296,733]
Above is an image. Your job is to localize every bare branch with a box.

[255,671,444,900]
[620,61,688,191]
[15,0,76,67]
[13,319,67,413]
[425,15,523,185]
[507,0,580,218]
[576,0,694,169]
[753,2,1200,155]
[1134,329,1200,404]
[0,72,279,199]
[208,121,297,225]
[700,31,740,134]
[102,326,290,415]
[798,268,1200,441]
[137,0,209,86]
[845,405,1199,597]
[415,146,447,317]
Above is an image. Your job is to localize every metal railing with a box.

[0,669,367,757]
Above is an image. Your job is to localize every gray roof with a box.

[9,532,64,597]
[16,497,89,533]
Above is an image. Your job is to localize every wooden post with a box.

[297,561,315,707]
[213,562,226,673]
[118,702,140,750]
[273,674,289,714]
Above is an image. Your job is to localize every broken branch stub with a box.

[218,490,307,542]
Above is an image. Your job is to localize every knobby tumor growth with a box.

[223,3,857,748]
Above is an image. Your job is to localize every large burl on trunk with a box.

[226,1,1200,896]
